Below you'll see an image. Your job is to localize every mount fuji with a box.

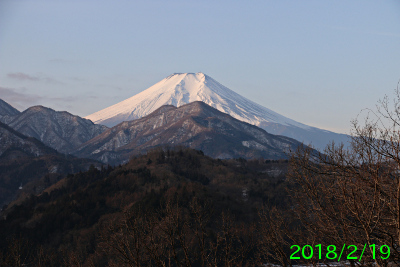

[85,72,349,150]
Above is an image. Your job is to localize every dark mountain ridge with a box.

[0,121,56,158]
[0,121,100,208]
[0,101,108,154]
[75,101,305,165]
[0,99,20,123]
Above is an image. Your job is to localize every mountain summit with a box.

[86,72,307,128]
[85,72,349,150]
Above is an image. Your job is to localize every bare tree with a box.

[1,237,33,267]
[99,206,170,267]
[100,195,261,267]
[287,87,400,266]
[257,206,302,267]
[189,197,212,266]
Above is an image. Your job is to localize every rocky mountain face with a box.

[0,99,20,124]
[75,101,304,165]
[0,121,100,207]
[85,72,349,150]
[0,121,56,158]
[1,104,108,154]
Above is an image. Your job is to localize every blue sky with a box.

[0,0,399,134]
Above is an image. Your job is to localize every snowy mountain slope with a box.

[86,73,307,128]
[85,72,349,150]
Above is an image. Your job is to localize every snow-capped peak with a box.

[85,72,310,130]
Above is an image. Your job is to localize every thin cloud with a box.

[0,86,78,110]
[0,86,41,110]
[7,72,39,81]
[7,72,63,84]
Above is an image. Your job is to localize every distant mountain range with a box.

[85,72,349,150]
[75,101,304,164]
[0,72,347,167]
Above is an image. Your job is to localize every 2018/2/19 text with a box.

[290,244,390,261]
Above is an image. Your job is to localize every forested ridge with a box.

[0,148,290,266]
